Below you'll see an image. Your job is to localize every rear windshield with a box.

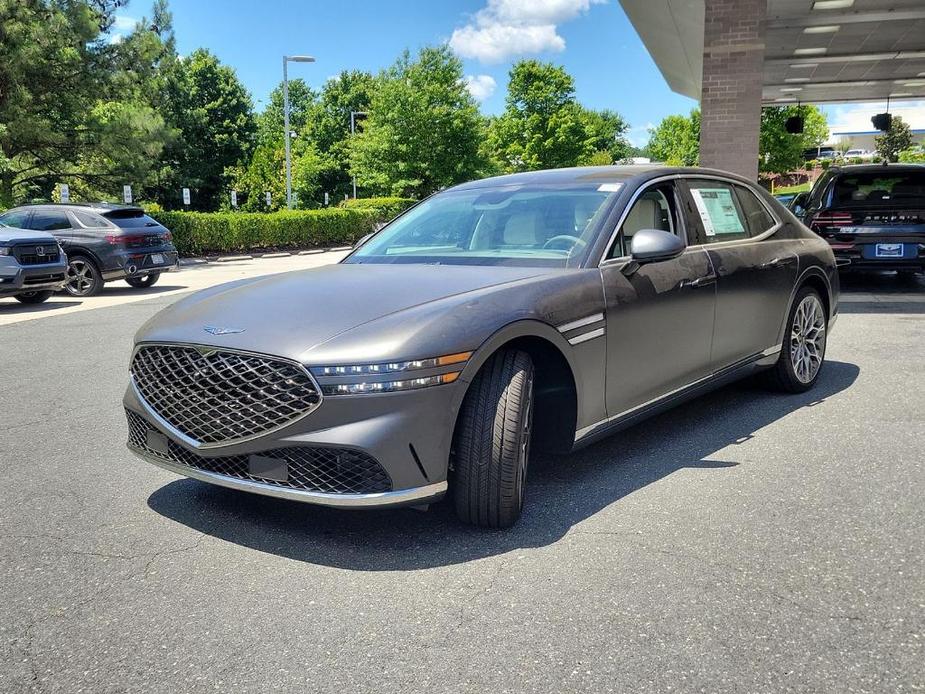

[103,211,161,228]
[832,171,925,207]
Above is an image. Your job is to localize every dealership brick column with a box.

[699,0,767,180]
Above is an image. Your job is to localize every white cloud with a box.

[112,15,138,32]
[825,100,925,135]
[108,33,124,45]
[463,74,497,101]
[625,123,654,147]
[450,0,606,63]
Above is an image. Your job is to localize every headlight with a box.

[311,351,471,395]
[0,246,10,256]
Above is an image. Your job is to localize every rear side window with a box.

[0,211,31,228]
[103,211,161,229]
[686,180,749,243]
[29,211,71,231]
[734,185,776,235]
[71,210,109,228]
[832,171,925,206]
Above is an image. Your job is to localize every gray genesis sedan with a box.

[124,166,839,528]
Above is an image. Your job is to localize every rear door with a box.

[680,178,798,370]
[600,179,716,417]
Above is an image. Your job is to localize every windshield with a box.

[832,171,925,207]
[345,183,619,267]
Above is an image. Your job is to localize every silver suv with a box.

[0,222,68,304]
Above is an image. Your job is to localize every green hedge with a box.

[154,208,381,256]
[340,196,417,219]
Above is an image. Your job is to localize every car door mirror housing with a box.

[789,192,809,216]
[629,228,685,263]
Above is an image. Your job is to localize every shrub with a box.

[340,196,417,219]
[153,208,381,256]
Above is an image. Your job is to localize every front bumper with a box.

[123,366,464,508]
[0,258,67,297]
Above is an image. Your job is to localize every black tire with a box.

[14,290,53,304]
[125,272,161,289]
[452,349,534,529]
[64,256,103,297]
[763,286,827,393]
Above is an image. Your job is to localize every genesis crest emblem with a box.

[203,326,245,335]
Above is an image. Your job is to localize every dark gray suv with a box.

[0,204,178,297]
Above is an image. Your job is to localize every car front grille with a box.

[23,272,65,285]
[130,344,321,446]
[14,245,60,265]
[126,409,391,494]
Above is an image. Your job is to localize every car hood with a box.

[136,263,556,361]
[0,227,57,244]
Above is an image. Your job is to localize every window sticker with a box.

[690,187,745,237]
[597,183,623,193]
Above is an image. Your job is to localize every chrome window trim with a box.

[597,173,786,266]
[130,342,324,451]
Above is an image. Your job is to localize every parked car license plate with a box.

[150,253,165,264]
[875,243,903,258]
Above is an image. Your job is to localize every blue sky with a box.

[112,0,697,145]
[111,0,923,146]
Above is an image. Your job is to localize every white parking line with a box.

[0,251,348,327]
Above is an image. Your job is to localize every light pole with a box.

[283,54,315,209]
[350,111,368,199]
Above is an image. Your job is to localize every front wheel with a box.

[763,286,827,393]
[452,349,534,529]
[14,290,54,304]
[125,272,160,289]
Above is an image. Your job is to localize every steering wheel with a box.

[543,235,587,252]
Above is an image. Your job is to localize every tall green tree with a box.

[578,108,630,165]
[0,0,170,205]
[875,115,913,163]
[647,110,701,166]
[759,105,827,174]
[488,60,588,172]
[153,48,256,210]
[350,45,486,197]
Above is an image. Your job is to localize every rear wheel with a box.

[763,286,827,393]
[452,349,534,529]
[125,272,160,289]
[14,290,53,304]
[64,256,102,297]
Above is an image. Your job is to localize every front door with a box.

[600,181,717,418]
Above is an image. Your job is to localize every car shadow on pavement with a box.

[101,285,187,297]
[148,360,859,570]
[0,299,82,314]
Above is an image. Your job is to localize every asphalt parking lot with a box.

[1,263,922,693]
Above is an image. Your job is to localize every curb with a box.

[178,247,348,265]
[178,257,209,267]
[297,249,325,255]
[213,255,254,262]
[260,252,292,258]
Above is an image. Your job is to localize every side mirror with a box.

[789,192,809,216]
[629,228,685,263]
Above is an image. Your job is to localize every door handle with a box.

[760,256,794,269]
[680,275,716,289]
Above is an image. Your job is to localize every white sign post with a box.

[230,190,238,208]
[265,191,272,208]
[182,188,191,206]
[324,191,329,207]
[59,184,69,203]
[123,185,132,204]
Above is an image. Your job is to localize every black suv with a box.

[792,164,925,277]
[0,204,178,296]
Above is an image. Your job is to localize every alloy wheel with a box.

[66,259,96,296]
[790,294,826,384]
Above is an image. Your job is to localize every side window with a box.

[686,180,749,244]
[70,210,109,228]
[734,185,775,236]
[609,184,680,259]
[0,211,31,228]
[29,211,71,231]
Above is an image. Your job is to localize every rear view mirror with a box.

[789,192,809,217]
[630,228,685,263]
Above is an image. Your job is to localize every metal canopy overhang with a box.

[620,0,925,105]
